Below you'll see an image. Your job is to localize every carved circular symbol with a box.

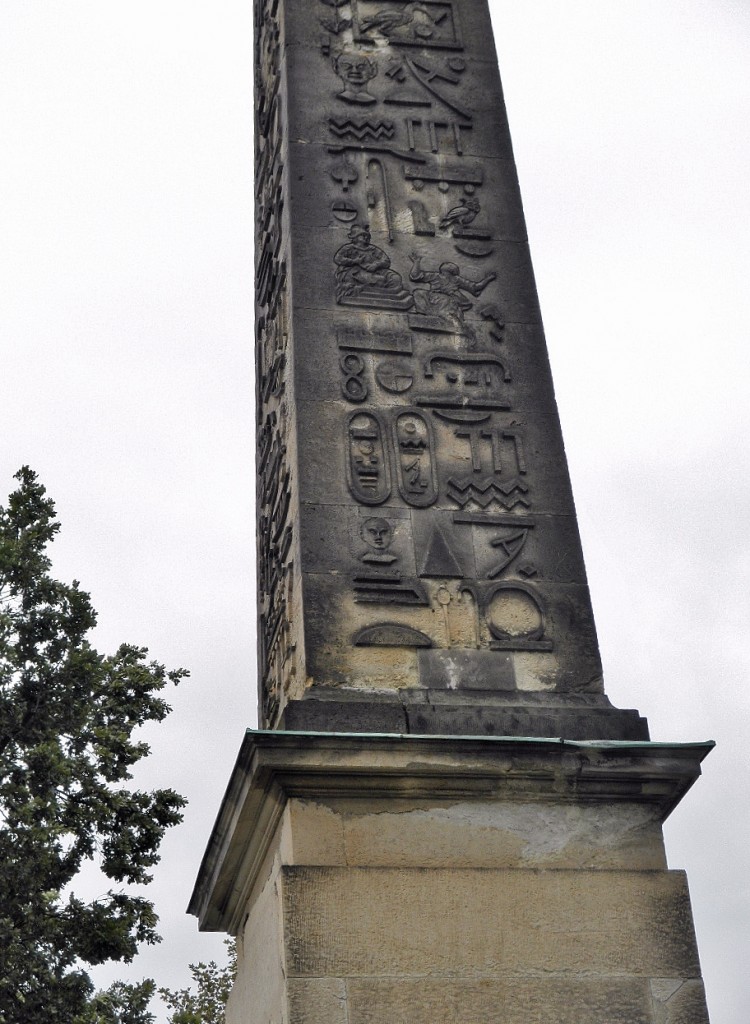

[343,376,367,401]
[341,353,365,374]
[486,588,543,641]
[340,353,368,403]
[332,199,359,223]
[375,360,414,394]
[411,178,425,191]
[448,57,467,72]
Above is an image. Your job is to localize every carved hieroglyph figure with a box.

[332,51,378,105]
[360,2,436,40]
[335,224,414,310]
[440,197,480,232]
[409,253,496,331]
[360,517,398,564]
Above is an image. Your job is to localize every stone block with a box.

[283,867,702,980]
[651,979,711,1024]
[282,797,667,872]
[225,858,286,1024]
[287,979,348,1024]
[344,977,654,1024]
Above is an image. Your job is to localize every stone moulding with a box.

[188,730,713,934]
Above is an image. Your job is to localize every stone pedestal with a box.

[194,0,716,1016]
[189,732,713,1024]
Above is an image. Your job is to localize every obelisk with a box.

[190,3,714,1022]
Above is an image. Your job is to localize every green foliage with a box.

[0,468,186,1022]
[159,941,237,1024]
[74,980,156,1024]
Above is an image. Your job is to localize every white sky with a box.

[1,2,748,1021]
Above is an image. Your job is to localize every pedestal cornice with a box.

[188,730,713,933]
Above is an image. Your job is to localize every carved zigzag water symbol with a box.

[329,117,396,141]
[447,477,531,511]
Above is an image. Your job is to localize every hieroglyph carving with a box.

[335,224,413,309]
[333,51,379,105]
[409,254,495,334]
[354,0,463,48]
[255,0,297,723]
[312,4,554,655]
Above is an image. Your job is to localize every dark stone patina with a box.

[255,0,646,740]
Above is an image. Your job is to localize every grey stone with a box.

[254,0,625,726]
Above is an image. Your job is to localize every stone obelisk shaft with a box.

[255,0,637,737]
[188,9,714,1024]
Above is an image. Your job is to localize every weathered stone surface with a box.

[651,979,711,1024]
[282,682,650,739]
[224,855,286,1024]
[197,735,712,1024]
[254,0,621,727]
[287,980,349,1024]
[286,796,669,871]
[284,867,703,979]
[212,0,716,1019]
[189,733,712,933]
[343,977,655,1024]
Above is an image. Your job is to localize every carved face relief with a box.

[333,52,378,105]
[360,517,393,551]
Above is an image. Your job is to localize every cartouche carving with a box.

[393,409,438,507]
[346,411,392,505]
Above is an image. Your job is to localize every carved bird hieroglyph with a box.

[439,197,481,232]
[361,3,435,37]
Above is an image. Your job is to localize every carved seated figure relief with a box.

[409,253,496,334]
[334,225,414,310]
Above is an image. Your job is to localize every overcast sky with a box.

[1,2,748,1022]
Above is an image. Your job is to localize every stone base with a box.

[189,732,712,1024]
[281,685,650,740]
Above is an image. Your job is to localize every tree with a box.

[159,941,237,1024]
[0,467,186,1022]
[75,980,156,1024]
